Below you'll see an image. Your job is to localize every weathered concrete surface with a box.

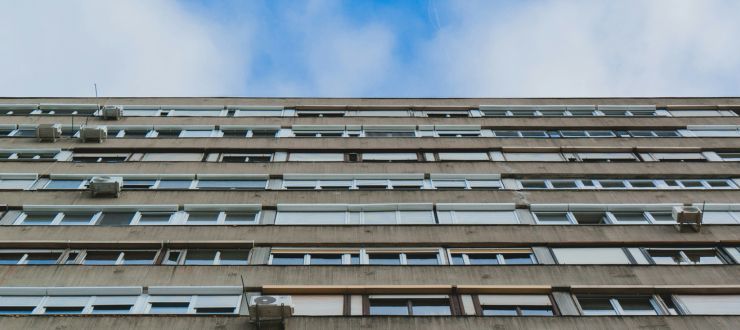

[1,315,739,330]
[0,265,736,288]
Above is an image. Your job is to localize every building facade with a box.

[0,97,739,329]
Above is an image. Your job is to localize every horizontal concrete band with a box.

[2,161,739,176]
[0,315,739,330]
[9,116,740,127]
[0,226,737,244]
[4,137,740,149]
[1,189,738,206]
[0,265,737,287]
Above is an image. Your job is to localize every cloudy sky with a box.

[0,0,738,97]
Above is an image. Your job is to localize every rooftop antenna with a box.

[85,83,99,126]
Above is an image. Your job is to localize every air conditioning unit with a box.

[89,176,123,197]
[79,125,107,143]
[101,105,123,120]
[36,124,62,142]
[672,205,703,232]
[248,295,293,321]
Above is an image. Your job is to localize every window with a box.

[449,249,535,265]
[436,208,518,224]
[478,295,554,316]
[135,212,173,225]
[182,249,248,265]
[45,179,85,189]
[0,178,36,189]
[79,250,158,265]
[364,131,416,137]
[505,153,564,162]
[220,154,272,163]
[362,153,418,162]
[141,153,204,162]
[291,295,345,316]
[673,295,740,315]
[645,248,726,265]
[552,248,631,264]
[437,152,489,161]
[18,212,57,225]
[97,212,136,226]
[270,250,359,265]
[578,296,659,315]
[368,297,451,316]
[288,153,344,162]
[0,251,63,265]
[196,180,266,190]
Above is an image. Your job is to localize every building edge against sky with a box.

[0,97,739,329]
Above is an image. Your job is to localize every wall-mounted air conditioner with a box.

[79,125,107,143]
[672,205,703,232]
[248,295,293,321]
[36,124,62,142]
[89,176,123,197]
[101,105,123,120]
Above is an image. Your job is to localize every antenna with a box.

[87,83,99,126]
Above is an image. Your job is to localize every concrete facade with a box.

[0,97,739,329]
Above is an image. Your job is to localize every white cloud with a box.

[1,0,738,97]
[0,0,251,96]
[417,0,740,97]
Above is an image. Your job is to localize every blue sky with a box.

[1,0,739,97]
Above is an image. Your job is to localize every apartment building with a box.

[0,97,739,329]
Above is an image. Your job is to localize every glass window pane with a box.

[368,253,401,265]
[91,305,133,314]
[521,180,547,189]
[149,302,189,314]
[44,306,84,314]
[122,180,156,189]
[60,212,96,225]
[186,212,220,224]
[648,250,683,265]
[184,250,218,265]
[550,180,578,189]
[121,251,157,265]
[467,253,499,265]
[599,180,626,188]
[579,297,617,315]
[157,180,193,189]
[195,307,235,314]
[684,250,724,265]
[520,306,554,316]
[309,254,343,265]
[535,212,570,224]
[705,180,732,188]
[369,299,408,315]
[572,212,609,224]
[83,251,120,265]
[98,212,135,226]
[271,253,305,265]
[411,299,451,316]
[363,211,396,224]
[502,253,534,265]
[618,297,657,315]
[137,212,172,225]
[405,253,439,265]
[25,253,62,265]
[0,253,24,264]
[21,213,56,225]
[482,306,518,316]
[628,180,656,188]
[611,212,649,224]
[0,306,35,314]
[450,254,465,265]
[197,180,266,190]
[224,212,256,224]
[219,250,249,265]
[45,180,83,189]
